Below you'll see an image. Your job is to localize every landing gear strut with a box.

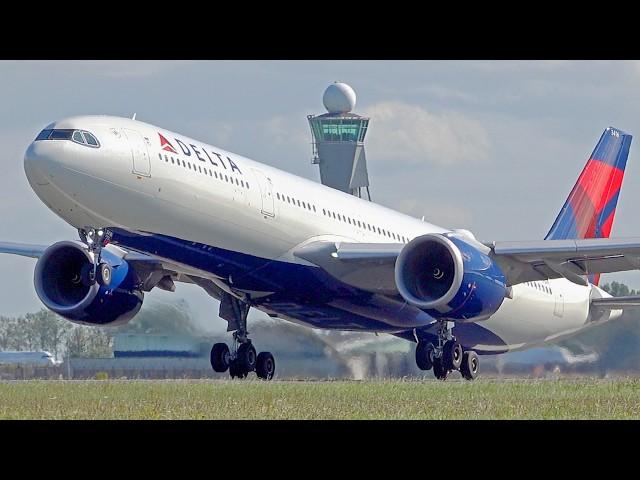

[209,293,275,380]
[415,321,479,381]
[78,227,112,286]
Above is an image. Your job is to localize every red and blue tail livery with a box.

[545,127,632,284]
[546,127,632,241]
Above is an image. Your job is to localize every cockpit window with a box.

[35,128,100,148]
[49,129,74,140]
[72,130,85,144]
[36,129,52,141]
[84,132,99,146]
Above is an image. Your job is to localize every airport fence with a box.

[0,353,628,380]
[0,364,65,380]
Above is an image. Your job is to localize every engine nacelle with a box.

[34,241,143,326]
[395,233,506,322]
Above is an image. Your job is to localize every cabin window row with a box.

[159,153,249,190]
[275,192,317,213]
[321,208,409,242]
[275,191,408,243]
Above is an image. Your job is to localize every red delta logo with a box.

[158,133,178,154]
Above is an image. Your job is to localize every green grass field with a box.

[1,378,640,419]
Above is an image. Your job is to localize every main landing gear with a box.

[414,321,479,381]
[78,227,112,287]
[209,294,275,380]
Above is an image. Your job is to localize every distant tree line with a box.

[2,284,640,373]
[601,281,638,296]
[0,299,201,360]
[559,281,640,372]
[0,310,112,359]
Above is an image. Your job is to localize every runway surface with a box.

[1,377,639,419]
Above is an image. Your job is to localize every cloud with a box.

[0,60,190,80]
[419,85,477,103]
[361,101,491,167]
[88,61,192,79]
[392,197,473,228]
[262,115,310,148]
[462,60,575,73]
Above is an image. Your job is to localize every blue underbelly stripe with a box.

[110,228,508,349]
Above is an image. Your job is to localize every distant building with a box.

[0,350,60,366]
[308,82,371,199]
[113,334,202,358]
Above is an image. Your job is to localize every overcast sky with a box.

[2,60,640,328]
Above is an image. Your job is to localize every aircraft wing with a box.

[294,236,640,293]
[0,242,48,259]
[0,241,227,300]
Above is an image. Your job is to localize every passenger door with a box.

[124,129,151,177]
[252,169,275,217]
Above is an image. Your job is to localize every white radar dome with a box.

[323,82,356,114]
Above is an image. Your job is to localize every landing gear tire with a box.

[97,262,112,286]
[461,351,479,381]
[217,293,275,380]
[416,342,435,370]
[210,343,231,373]
[443,340,463,371]
[433,358,448,381]
[237,342,257,372]
[256,352,275,380]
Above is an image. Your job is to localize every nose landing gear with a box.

[414,321,479,381]
[209,293,276,380]
[78,227,113,286]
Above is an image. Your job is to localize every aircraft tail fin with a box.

[545,127,632,285]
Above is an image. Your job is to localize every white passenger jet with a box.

[2,116,640,380]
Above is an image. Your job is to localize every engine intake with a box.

[34,241,143,326]
[395,233,506,321]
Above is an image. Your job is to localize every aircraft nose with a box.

[24,141,49,183]
[23,139,65,186]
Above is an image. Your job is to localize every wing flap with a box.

[332,242,403,261]
[294,241,402,294]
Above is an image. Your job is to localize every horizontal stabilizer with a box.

[591,295,640,309]
[486,236,640,286]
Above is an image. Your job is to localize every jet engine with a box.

[395,233,506,322]
[34,241,143,325]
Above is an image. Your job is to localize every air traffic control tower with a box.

[308,82,371,200]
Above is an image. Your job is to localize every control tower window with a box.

[310,117,369,143]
